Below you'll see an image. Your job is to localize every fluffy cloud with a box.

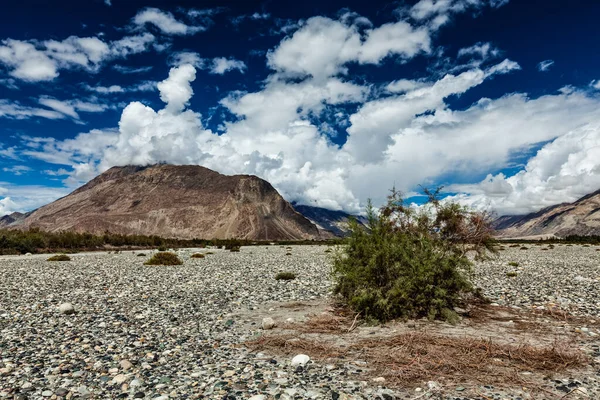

[169,52,246,74]
[0,100,65,120]
[409,0,509,26]
[0,33,155,82]
[132,8,207,35]
[2,165,32,176]
[37,97,108,120]
[210,57,247,74]
[447,124,600,215]
[267,16,431,81]
[537,59,554,72]
[0,196,18,216]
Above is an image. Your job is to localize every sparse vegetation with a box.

[144,252,183,266]
[157,246,168,252]
[285,252,292,256]
[508,261,519,267]
[332,187,496,322]
[47,254,71,261]
[137,253,146,257]
[0,228,343,255]
[191,253,205,258]
[275,272,297,281]
[520,246,529,250]
[506,271,518,277]
[230,246,241,252]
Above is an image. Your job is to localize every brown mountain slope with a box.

[494,189,600,238]
[16,164,321,240]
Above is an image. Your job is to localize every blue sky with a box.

[1,0,600,216]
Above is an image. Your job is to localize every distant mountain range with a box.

[292,204,367,237]
[493,189,600,238]
[4,163,597,240]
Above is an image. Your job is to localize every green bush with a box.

[332,187,496,323]
[275,272,297,280]
[157,246,168,252]
[506,271,518,277]
[508,261,519,267]
[191,253,205,258]
[47,254,71,261]
[144,252,183,266]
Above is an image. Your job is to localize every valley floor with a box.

[0,245,599,399]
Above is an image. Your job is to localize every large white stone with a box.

[58,303,75,315]
[291,354,310,367]
[262,317,276,330]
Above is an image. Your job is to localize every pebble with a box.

[262,316,277,330]
[291,354,310,367]
[58,302,75,315]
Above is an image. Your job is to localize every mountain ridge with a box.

[7,164,323,240]
[493,188,600,238]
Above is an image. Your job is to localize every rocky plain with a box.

[0,244,599,399]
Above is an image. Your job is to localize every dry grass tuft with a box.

[191,253,205,258]
[248,332,587,388]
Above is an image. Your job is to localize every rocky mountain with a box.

[292,204,368,237]
[12,164,322,240]
[0,211,27,228]
[494,189,600,238]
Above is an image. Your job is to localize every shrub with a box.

[206,251,214,255]
[137,253,146,257]
[520,246,529,250]
[157,246,167,252]
[508,261,519,267]
[285,252,292,256]
[47,254,71,261]
[144,252,183,266]
[275,272,297,280]
[506,272,518,277]
[230,246,241,252]
[191,253,205,258]
[332,187,496,323]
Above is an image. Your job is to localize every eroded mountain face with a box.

[12,164,322,240]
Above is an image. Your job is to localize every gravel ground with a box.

[1,244,599,400]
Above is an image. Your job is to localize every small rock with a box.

[42,390,53,397]
[291,354,310,367]
[112,374,128,384]
[262,317,277,330]
[119,359,133,370]
[372,377,386,383]
[249,396,266,400]
[58,303,75,315]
